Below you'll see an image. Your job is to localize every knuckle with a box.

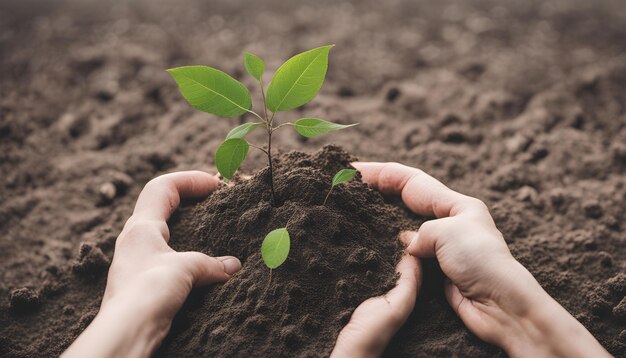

[466,197,489,212]
[380,162,402,181]
[418,220,442,236]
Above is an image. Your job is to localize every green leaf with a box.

[261,228,291,269]
[167,66,251,117]
[243,52,265,81]
[226,122,262,139]
[215,138,249,180]
[266,45,334,112]
[332,169,357,187]
[293,118,358,138]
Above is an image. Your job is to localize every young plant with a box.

[167,45,357,205]
[324,168,357,205]
[167,46,358,273]
[261,228,290,270]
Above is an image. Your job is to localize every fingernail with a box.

[399,231,418,246]
[218,256,242,275]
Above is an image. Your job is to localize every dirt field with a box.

[1,0,625,356]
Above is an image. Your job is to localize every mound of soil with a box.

[158,146,417,357]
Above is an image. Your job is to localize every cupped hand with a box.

[332,252,421,358]
[64,171,241,358]
[350,162,609,357]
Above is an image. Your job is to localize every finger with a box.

[401,217,458,257]
[383,254,421,317]
[133,171,220,221]
[332,255,421,357]
[352,162,488,219]
[179,252,242,286]
[444,278,465,316]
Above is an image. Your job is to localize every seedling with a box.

[324,169,357,205]
[167,45,357,204]
[167,45,358,271]
[261,228,290,269]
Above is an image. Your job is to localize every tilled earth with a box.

[0,0,624,356]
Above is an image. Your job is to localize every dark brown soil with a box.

[1,0,625,357]
[158,146,413,357]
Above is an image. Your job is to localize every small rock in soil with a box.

[110,171,134,194]
[9,287,40,313]
[516,185,538,203]
[71,242,110,278]
[98,182,117,204]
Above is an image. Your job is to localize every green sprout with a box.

[168,45,358,271]
[261,228,290,269]
[324,169,357,205]
[167,45,357,205]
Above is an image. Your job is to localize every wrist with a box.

[496,268,609,358]
[64,293,171,358]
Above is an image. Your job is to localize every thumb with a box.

[179,252,242,286]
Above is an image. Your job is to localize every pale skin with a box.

[64,165,610,358]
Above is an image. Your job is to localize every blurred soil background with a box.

[0,0,624,356]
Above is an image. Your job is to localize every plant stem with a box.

[269,112,276,127]
[323,187,333,205]
[266,125,277,205]
[258,79,277,205]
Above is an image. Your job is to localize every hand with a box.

[64,171,242,358]
[332,253,421,358]
[351,162,609,358]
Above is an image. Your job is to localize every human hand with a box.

[351,162,609,358]
[332,253,421,358]
[64,171,241,358]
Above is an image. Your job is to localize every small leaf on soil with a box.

[167,66,251,117]
[293,118,358,138]
[332,169,357,187]
[266,45,334,112]
[215,138,250,180]
[261,228,291,269]
[226,122,262,139]
[243,51,265,81]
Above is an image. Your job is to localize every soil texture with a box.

[0,0,625,357]
[158,146,413,357]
